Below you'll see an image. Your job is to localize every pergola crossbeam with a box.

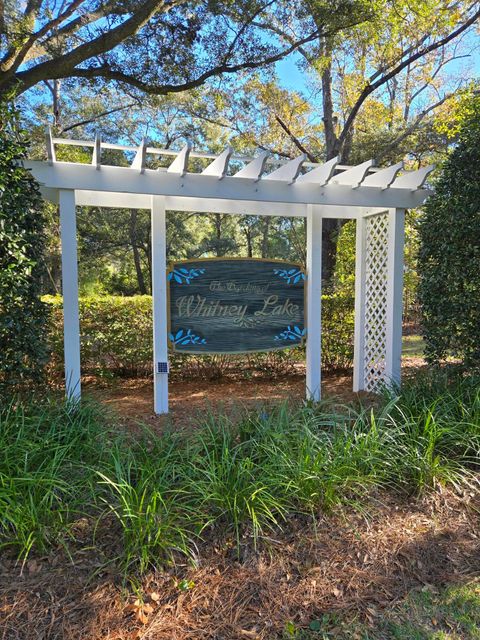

[46,128,56,165]
[26,160,432,210]
[264,154,306,183]
[296,156,339,186]
[233,151,270,181]
[131,139,147,173]
[167,143,191,176]
[391,165,435,190]
[92,132,101,170]
[201,146,232,178]
[331,159,374,188]
[362,161,403,189]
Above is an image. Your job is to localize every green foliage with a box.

[44,293,355,377]
[0,100,48,394]
[1,369,478,574]
[321,293,355,371]
[45,295,153,376]
[0,397,110,561]
[418,95,480,368]
[334,216,421,324]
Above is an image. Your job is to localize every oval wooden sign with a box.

[168,258,306,353]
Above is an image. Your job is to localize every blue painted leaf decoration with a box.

[274,325,306,342]
[273,267,305,285]
[170,327,207,346]
[169,266,206,285]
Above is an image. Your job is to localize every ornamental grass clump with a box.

[0,370,478,575]
[0,397,111,561]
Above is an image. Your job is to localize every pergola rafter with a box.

[25,133,434,413]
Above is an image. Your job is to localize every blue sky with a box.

[275,36,480,95]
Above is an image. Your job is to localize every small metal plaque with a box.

[168,258,306,354]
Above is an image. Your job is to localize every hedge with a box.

[44,294,354,378]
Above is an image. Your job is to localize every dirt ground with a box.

[1,488,479,640]
[86,371,360,431]
[85,356,424,431]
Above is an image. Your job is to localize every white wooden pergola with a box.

[25,132,433,414]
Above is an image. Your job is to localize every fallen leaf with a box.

[136,609,149,625]
[150,591,160,603]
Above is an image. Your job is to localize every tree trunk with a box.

[321,40,339,161]
[53,79,61,127]
[245,228,253,257]
[261,217,270,258]
[319,39,343,284]
[129,209,147,294]
[214,213,222,257]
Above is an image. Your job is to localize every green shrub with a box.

[0,100,48,394]
[45,295,153,376]
[418,94,480,369]
[45,293,354,378]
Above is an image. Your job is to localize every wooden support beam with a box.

[201,147,232,178]
[167,143,191,176]
[385,208,405,386]
[233,151,269,181]
[306,204,322,401]
[296,156,338,185]
[59,189,81,401]
[353,215,367,392]
[151,195,169,414]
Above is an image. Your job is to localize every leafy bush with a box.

[0,100,48,394]
[1,369,478,573]
[418,94,480,368]
[45,293,355,378]
[46,295,153,376]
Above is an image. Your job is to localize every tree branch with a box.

[60,101,139,133]
[274,114,318,162]
[11,0,179,93]
[27,26,326,95]
[338,7,480,149]
[377,92,457,161]
[1,0,85,75]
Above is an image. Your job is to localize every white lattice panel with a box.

[364,213,389,392]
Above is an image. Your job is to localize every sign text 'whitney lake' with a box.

[168,259,306,353]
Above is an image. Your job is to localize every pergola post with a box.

[353,215,366,392]
[151,195,169,414]
[385,208,405,386]
[59,189,81,400]
[306,204,322,401]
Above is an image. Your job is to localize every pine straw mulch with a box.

[1,485,479,640]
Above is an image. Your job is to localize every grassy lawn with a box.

[402,334,425,357]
